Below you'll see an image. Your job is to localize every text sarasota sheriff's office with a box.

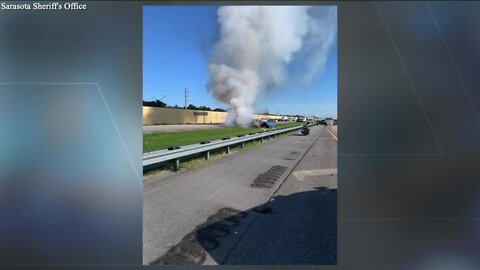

[1,2,87,10]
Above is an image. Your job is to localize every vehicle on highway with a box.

[301,125,310,135]
[260,120,277,128]
[333,119,337,125]
[319,119,328,126]
[296,117,306,122]
[252,119,277,128]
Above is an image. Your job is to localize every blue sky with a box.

[144,6,337,117]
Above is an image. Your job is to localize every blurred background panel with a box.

[338,1,480,269]
[0,2,142,265]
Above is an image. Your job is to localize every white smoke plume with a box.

[207,6,336,127]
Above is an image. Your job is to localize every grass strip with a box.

[143,131,294,179]
[143,122,303,153]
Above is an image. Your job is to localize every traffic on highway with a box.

[143,122,337,265]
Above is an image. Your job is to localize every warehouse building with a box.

[143,106,284,125]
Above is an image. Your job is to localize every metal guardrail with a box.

[143,123,315,171]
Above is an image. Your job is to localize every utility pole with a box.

[184,88,189,110]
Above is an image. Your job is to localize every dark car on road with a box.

[260,120,277,128]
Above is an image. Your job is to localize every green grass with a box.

[143,131,297,178]
[143,140,264,179]
[275,122,305,129]
[143,122,303,153]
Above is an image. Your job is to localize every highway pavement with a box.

[143,125,337,265]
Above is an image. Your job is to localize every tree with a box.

[198,105,212,111]
[144,101,223,112]
[143,99,166,108]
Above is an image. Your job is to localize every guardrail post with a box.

[241,142,245,149]
[260,137,264,143]
[205,151,210,160]
[226,146,230,154]
[173,159,180,172]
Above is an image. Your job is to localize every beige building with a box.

[143,106,284,125]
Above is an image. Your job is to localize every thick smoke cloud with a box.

[207,6,336,127]
[299,7,337,83]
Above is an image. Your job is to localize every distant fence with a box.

[143,106,284,125]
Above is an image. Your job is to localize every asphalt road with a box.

[143,125,337,265]
[143,124,221,134]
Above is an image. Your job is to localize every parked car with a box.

[260,120,277,128]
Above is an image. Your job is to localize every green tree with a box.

[143,99,166,108]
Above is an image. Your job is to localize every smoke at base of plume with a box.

[207,6,336,126]
[207,64,258,127]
